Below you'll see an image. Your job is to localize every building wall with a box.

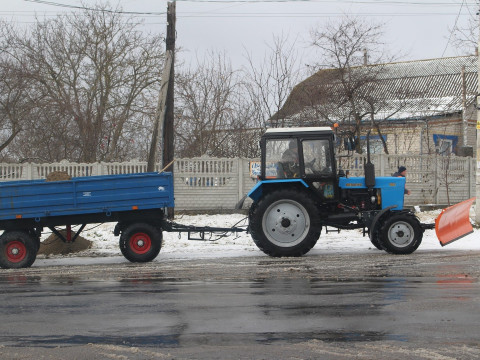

[374,114,477,157]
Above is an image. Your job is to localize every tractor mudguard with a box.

[368,205,398,241]
[435,197,476,246]
[247,179,309,202]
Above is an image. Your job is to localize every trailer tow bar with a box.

[163,221,249,241]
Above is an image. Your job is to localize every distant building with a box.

[272,55,477,157]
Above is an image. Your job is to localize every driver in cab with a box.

[281,141,300,178]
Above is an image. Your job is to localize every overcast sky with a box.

[1,0,477,70]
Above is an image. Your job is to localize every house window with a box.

[433,134,458,156]
[437,139,452,155]
[360,135,386,154]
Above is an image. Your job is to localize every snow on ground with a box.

[34,207,480,267]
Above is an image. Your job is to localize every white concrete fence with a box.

[0,155,476,210]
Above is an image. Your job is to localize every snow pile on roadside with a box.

[36,208,480,264]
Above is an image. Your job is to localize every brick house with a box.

[273,55,477,157]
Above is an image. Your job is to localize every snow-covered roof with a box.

[265,126,332,134]
[275,55,478,123]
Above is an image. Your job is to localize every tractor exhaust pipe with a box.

[364,131,375,189]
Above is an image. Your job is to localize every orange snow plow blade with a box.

[435,197,476,246]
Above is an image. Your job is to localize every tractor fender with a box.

[247,179,309,202]
[368,205,398,240]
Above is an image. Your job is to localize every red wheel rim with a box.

[129,233,152,254]
[6,241,27,263]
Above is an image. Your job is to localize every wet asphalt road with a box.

[1,250,480,359]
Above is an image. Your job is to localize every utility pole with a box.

[146,1,176,218]
[164,1,176,219]
[163,1,176,175]
[476,4,480,224]
[147,52,173,172]
[147,1,176,172]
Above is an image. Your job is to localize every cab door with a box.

[300,137,338,201]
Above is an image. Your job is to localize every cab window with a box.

[265,139,299,178]
[302,139,332,176]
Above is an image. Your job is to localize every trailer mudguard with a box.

[247,179,309,202]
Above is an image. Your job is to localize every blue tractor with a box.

[247,127,430,256]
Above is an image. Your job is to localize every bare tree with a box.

[175,51,260,158]
[244,34,302,128]
[307,17,394,152]
[450,3,478,55]
[0,22,38,161]
[2,4,164,162]
[0,65,31,161]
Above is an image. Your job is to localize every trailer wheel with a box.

[119,223,162,262]
[249,189,320,257]
[378,213,423,254]
[0,231,37,269]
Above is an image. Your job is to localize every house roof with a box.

[275,55,478,124]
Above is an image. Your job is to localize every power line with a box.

[22,0,479,7]
[440,0,466,57]
[23,0,166,15]
[2,11,473,18]
[6,0,472,20]
[178,12,470,17]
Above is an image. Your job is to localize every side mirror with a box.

[344,137,355,151]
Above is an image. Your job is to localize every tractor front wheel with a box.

[249,189,320,257]
[378,213,423,254]
[119,223,162,263]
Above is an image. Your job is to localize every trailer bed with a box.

[0,172,174,224]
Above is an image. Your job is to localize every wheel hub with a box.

[281,217,291,228]
[129,233,152,254]
[262,199,310,247]
[6,241,27,263]
[388,222,413,247]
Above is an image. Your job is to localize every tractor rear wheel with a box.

[378,213,423,254]
[249,189,320,257]
[119,223,162,262]
[0,231,37,269]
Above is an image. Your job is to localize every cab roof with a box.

[264,127,334,137]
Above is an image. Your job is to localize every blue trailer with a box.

[0,172,175,268]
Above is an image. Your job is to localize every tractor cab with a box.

[259,127,338,200]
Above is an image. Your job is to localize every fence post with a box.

[25,163,33,180]
[97,163,104,176]
[379,154,385,176]
[434,155,439,204]
[237,158,244,203]
[468,157,472,199]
